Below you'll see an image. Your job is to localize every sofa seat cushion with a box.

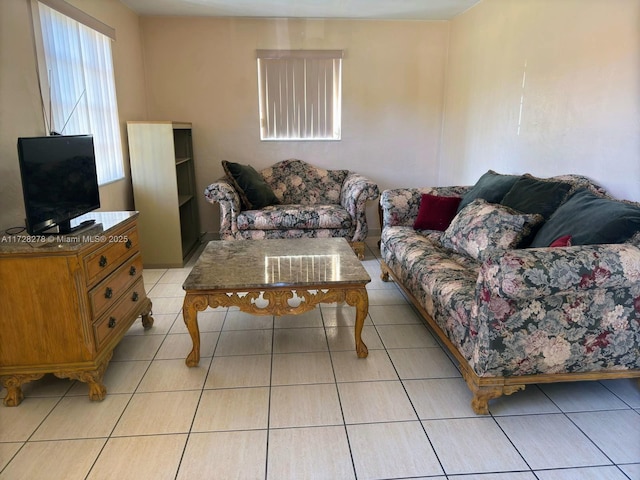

[235,228,355,241]
[237,204,352,231]
[261,159,349,205]
[382,226,480,272]
[381,226,445,278]
[381,226,480,359]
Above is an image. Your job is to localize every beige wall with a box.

[138,17,450,234]
[0,0,44,230]
[439,0,640,201]
[3,0,637,236]
[0,0,147,231]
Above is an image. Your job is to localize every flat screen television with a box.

[17,135,100,235]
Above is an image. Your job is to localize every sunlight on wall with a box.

[516,60,527,137]
[439,0,640,201]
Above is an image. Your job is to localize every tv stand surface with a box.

[0,211,153,406]
[40,217,97,236]
[57,218,96,234]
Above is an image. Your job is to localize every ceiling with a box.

[120,0,481,20]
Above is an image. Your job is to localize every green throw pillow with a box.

[222,160,280,210]
[530,188,640,247]
[501,175,572,220]
[457,170,521,213]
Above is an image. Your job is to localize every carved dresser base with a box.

[0,212,153,406]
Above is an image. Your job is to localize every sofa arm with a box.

[203,178,242,239]
[340,173,380,242]
[471,243,640,378]
[478,244,640,300]
[380,186,469,229]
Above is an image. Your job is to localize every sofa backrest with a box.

[525,174,640,247]
[545,174,609,197]
[260,159,349,205]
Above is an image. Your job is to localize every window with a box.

[257,50,343,141]
[33,1,124,185]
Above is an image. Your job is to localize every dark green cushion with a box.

[222,161,280,210]
[501,175,572,220]
[457,170,521,212]
[530,188,640,247]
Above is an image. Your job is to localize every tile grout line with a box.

[264,314,275,480]
[3,240,640,478]
[321,300,359,480]
[169,294,226,480]
[537,384,627,470]
[376,316,449,478]
[87,275,167,479]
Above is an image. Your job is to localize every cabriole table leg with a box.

[183,293,207,367]
[346,287,369,358]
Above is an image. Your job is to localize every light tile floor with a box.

[1,237,640,480]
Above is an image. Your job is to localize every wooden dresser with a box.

[0,212,153,406]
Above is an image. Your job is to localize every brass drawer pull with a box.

[108,317,116,328]
[125,239,132,249]
[129,266,137,276]
[104,287,113,299]
[131,291,139,302]
[99,255,107,268]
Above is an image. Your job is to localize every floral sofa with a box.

[204,159,379,258]
[380,170,640,414]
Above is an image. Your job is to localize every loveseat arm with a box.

[340,173,380,242]
[204,178,242,239]
[478,244,640,300]
[380,186,470,229]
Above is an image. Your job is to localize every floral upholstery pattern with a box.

[233,228,353,241]
[473,245,640,376]
[441,199,543,262]
[261,159,348,205]
[205,159,379,243]
[380,186,470,229]
[237,205,351,231]
[380,174,640,382]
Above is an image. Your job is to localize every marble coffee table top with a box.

[183,238,370,291]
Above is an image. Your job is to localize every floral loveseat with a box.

[204,159,379,258]
[380,170,640,414]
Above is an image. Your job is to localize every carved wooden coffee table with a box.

[182,238,371,366]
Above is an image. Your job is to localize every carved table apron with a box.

[182,238,371,366]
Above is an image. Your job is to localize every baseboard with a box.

[201,232,220,242]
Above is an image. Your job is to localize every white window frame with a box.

[257,50,343,141]
[30,0,124,186]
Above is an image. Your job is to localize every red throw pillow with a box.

[550,234,572,247]
[413,194,462,231]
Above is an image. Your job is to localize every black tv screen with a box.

[17,135,100,235]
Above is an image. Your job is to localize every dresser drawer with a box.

[84,227,139,287]
[90,253,143,319]
[93,278,146,349]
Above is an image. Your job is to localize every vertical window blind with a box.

[37,2,124,185]
[257,50,343,140]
